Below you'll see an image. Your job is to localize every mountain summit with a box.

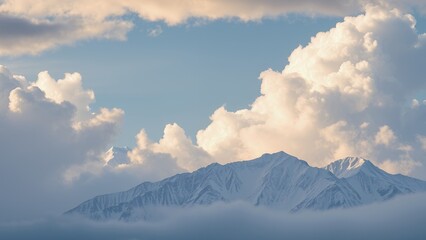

[325,156,426,202]
[324,157,368,178]
[66,151,426,221]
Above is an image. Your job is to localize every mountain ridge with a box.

[66,150,426,221]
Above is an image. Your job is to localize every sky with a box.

[1,16,341,145]
[1,0,426,226]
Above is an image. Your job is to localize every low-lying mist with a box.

[1,193,426,240]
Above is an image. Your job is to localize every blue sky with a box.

[0,16,341,146]
[2,12,425,147]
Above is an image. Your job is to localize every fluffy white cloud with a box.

[223,4,423,171]
[1,0,425,55]
[126,124,211,171]
[0,65,124,220]
[33,71,94,120]
[65,123,212,188]
[116,4,426,179]
[64,123,212,192]
[375,125,396,146]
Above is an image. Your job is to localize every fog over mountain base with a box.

[2,193,425,240]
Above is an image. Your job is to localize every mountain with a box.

[325,157,426,202]
[66,151,426,221]
[103,146,131,167]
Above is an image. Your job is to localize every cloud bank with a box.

[0,65,192,221]
[0,66,126,220]
[0,0,425,55]
[1,193,426,240]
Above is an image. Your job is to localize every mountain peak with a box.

[251,151,307,167]
[324,157,371,178]
[259,151,297,161]
[107,146,130,153]
[104,146,131,167]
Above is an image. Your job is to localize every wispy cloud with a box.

[0,0,425,55]
[147,25,163,37]
[0,13,132,56]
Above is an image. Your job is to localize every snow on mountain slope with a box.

[324,157,366,178]
[66,151,426,221]
[325,157,426,202]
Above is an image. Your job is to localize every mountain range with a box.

[66,150,426,221]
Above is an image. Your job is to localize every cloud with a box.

[71,124,209,183]
[418,135,426,150]
[1,0,426,55]
[374,125,396,146]
[147,25,163,37]
[1,193,426,240]
[0,0,356,56]
[0,13,132,56]
[0,68,194,221]
[31,71,96,120]
[101,3,426,180]
[0,65,125,221]
[379,158,421,175]
[0,0,362,25]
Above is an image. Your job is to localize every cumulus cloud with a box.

[98,3,426,180]
[205,4,425,173]
[72,124,209,182]
[1,0,426,55]
[0,65,125,221]
[374,125,396,146]
[32,71,94,119]
[1,193,426,240]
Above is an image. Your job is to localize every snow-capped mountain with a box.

[103,146,131,167]
[325,157,426,202]
[66,152,426,221]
